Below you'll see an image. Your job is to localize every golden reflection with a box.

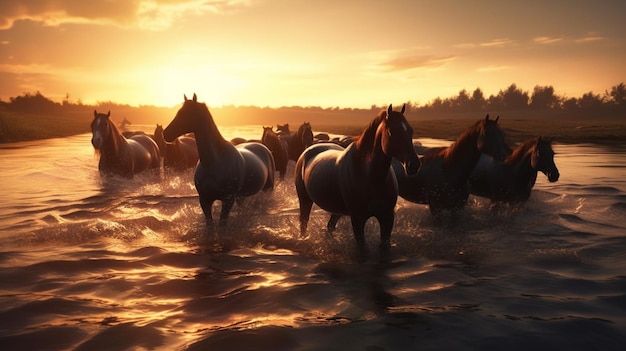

[247,271,289,290]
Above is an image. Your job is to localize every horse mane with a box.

[184,98,227,144]
[505,137,539,166]
[354,109,387,162]
[421,118,486,165]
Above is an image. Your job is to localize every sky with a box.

[0,0,625,109]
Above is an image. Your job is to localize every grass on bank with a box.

[0,111,90,143]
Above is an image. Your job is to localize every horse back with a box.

[297,143,347,214]
[236,142,275,193]
[130,134,161,169]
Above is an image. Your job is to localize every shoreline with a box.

[318,117,626,146]
[1,114,624,146]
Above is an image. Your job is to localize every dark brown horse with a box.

[295,104,420,256]
[279,122,314,162]
[262,126,290,179]
[469,136,559,204]
[90,110,160,178]
[392,115,507,218]
[153,124,199,170]
[163,94,275,225]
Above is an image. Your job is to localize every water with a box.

[1,126,625,350]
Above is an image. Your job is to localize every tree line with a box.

[404,82,626,117]
[1,82,625,119]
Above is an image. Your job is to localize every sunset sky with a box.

[1,0,625,108]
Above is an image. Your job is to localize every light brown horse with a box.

[153,124,198,170]
[163,94,275,226]
[90,110,160,178]
[295,104,420,256]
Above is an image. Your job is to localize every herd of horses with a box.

[90,94,560,256]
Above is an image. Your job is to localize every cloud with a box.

[575,33,604,43]
[533,36,563,44]
[379,54,456,72]
[0,0,252,30]
[479,38,513,48]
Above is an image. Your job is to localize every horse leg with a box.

[199,197,214,224]
[298,197,313,237]
[350,216,368,259]
[327,214,342,233]
[378,211,394,253]
[219,196,236,226]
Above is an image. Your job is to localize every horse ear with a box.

[485,114,490,121]
[184,94,188,101]
[193,93,197,102]
[401,104,406,114]
[387,104,393,118]
[93,110,97,118]
[495,115,500,123]
[107,111,111,118]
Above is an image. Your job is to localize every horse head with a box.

[477,114,507,162]
[533,137,559,182]
[164,93,203,142]
[91,110,112,150]
[298,122,314,148]
[381,104,420,175]
[276,124,290,135]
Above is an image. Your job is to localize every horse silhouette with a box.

[278,122,314,162]
[163,94,275,225]
[469,136,559,204]
[295,104,420,256]
[90,110,160,178]
[392,115,507,218]
[262,126,290,179]
[153,124,198,170]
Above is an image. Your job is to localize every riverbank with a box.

[2,109,624,146]
[319,117,626,146]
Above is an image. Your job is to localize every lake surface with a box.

[1,126,625,350]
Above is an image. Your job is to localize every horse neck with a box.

[102,120,129,159]
[154,129,167,150]
[193,113,229,165]
[354,122,391,184]
[443,129,482,173]
[507,141,537,184]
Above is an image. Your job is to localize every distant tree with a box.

[500,83,529,110]
[9,91,61,114]
[486,93,505,110]
[562,97,578,111]
[578,91,604,109]
[608,82,626,105]
[470,87,486,111]
[530,85,560,110]
[451,89,470,111]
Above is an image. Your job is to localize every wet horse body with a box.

[393,115,507,217]
[163,94,275,225]
[295,105,420,254]
[90,110,160,178]
[469,137,559,204]
[262,126,290,179]
[154,124,199,170]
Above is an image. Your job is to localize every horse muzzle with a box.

[547,171,560,182]
[91,137,101,150]
[403,158,421,176]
